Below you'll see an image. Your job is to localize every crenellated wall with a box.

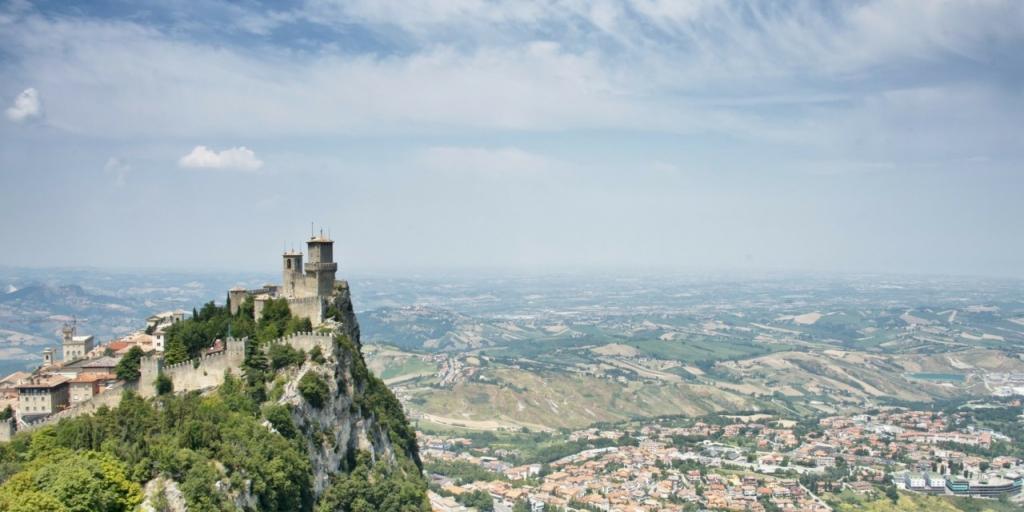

[12,332,338,438]
[266,331,334,354]
[158,340,246,395]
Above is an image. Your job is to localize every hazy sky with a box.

[1,0,1022,276]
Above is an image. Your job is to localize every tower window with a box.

[287,260,292,269]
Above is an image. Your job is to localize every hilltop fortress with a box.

[228,233,347,326]
[3,232,362,438]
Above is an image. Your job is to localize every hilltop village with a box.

[0,234,349,439]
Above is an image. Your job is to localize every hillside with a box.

[0,292,430,511]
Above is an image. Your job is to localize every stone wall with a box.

[0,418,14,443]
[286,296,326,325]
[158,338,246,395]
[267,332,334,355]
[10,333,336,437]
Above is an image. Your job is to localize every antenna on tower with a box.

[310,222,314,238]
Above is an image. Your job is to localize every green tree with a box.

[269,343,305,371]
[0,450,142,512]
[310,346,326,364]
[299,371,329,409]
[456,490,493,511]
[884,485,899,504]
[115,346,144,382]
[262,404,298,439]
[154,373,173,396]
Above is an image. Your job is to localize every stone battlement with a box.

[8,331,338,438]
[138,333,331,398]
[161,348,238,372]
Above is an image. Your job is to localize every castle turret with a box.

[137,353,163,398]
[305,234,337,297]
[282,250,304,298]
[228,287,248,315]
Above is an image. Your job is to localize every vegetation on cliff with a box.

[164,297,311,365]
[0,299,429,511]
[0,378,312,511]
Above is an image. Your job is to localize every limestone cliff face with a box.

[276,344,394,495]
[141,282,422,510]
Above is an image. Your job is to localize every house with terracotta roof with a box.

[70,372,116,403]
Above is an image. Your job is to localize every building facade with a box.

[61,323,94,362]
[16,376,70,417]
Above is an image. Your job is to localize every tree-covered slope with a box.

[0,297,429,512]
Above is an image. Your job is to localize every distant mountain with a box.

[0,283,127,314]
[1,282,89,302]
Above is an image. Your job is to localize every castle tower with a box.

[305,234,337,297]
[228,287,248,315]
[282,250,304,298]
[42,348,54,366]
[137,354,163,398]
[60,321,93,362]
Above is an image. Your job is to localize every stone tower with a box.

[305,234,337,297]
[228,287,248,315]
[235,229,341,327]
[137,353,163,398]
[282,250,304,298]
[61,321,93,362]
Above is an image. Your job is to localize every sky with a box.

[0,0,1022,277]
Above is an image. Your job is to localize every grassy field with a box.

[378,357,436,380]
[481,335,792,367]
[410,366,759,430]
[825,489,1021,512]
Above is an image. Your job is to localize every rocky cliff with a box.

[277,284,421,497]
[134,285,427,511]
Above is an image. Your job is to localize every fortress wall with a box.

[12,333,333,437]
[162,348,245,393]
[0,418,14,443]
[269,331,334,354]
[287,297,325,325]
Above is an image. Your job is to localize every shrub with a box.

[115,346,144,382]
[155,373,173,396]
[268,343,305,371]
[298,372,329,409]
[309,345,326,364]
[262,404,298,439]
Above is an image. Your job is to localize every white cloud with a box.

[178,145,263,171]
[5,87,41,122]
[103,157,132,187]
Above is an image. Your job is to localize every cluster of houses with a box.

[895,469,1023,497]
[0,311,184,437]
[815,410,1023,498]
[419,406,1024,511]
